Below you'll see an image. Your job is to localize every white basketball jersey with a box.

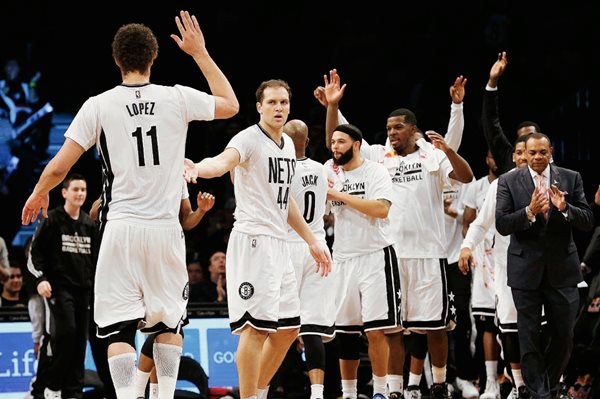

[227,125,297,238]
[326,158,394,261]
[361,142,454,258]
[64,84,215,224]
[288,158,327,243]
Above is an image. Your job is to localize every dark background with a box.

[1,1,599,256]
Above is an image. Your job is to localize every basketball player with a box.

[183,79,332,399]
[21,11,239,399]
[283,119,336,399]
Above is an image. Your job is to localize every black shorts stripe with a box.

[472,307,496,317]
[98,129,114,235]
[96,318,142,338]
[230,311,294,333]
[499,322,518,333]
[335,325,363,334]
[299,323,336,337]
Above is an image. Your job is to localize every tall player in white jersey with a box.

[283,119,335,399]
[183,80,332,399]
[21,11,239,399]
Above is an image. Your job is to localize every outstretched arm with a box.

[445,75,467,151]
[323,69,347,150]
[170,10,239,119]
[184,147,241,182]
[482,51,514,175]
[22,138,85,224]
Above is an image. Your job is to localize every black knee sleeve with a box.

[501,332,520,364]
[302,334,326,371]
[141,333,156,359]
[107,321,137,347]
[338,333,361,360]
[405,332,428,360]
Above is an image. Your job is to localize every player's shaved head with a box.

[284,119,309,157]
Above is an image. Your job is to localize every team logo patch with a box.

[239,282,254,300]
[182,282,189,300]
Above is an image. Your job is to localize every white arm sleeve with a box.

[444,102,464,152]
[461,180,498,250]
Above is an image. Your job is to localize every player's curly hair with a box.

[112,23,158,75]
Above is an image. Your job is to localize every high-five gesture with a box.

[323,69,346,106]
[170,10,207,57]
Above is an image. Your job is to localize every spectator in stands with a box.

[0,264,26,306]
[197,250,227,303]
[187,259,206,303]
[0,58,40,124]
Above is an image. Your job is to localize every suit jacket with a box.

[496,164,594,289]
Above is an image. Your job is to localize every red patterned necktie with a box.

[535,174,549,220]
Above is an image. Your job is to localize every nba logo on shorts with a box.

[238,282,254,300]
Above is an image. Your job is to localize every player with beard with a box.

[324,69,473,399]
[325,123,398,399]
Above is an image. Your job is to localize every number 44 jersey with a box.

[64,83,215,223]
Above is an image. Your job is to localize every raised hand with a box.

[488,51,508,87]
[426,131,450,153]
[170,10,207,57]
[313,86,328,107]
[323,68,346,106]
[196,191,215,211]
[450,75,467,104]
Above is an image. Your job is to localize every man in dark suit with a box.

[496,132,594,399]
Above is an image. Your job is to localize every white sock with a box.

[485,361,498,382]
[150,383,159,399]
[341,379,357,399]
[134,369,151,398]
[257,386,269,399]
[373,374,388,396]
[108,353,137,399]
[431,365,446,384]
[512,369,524,388]
[408,373,421,387]
[153,343,182,399]
[387,374,403,393]
[310,384,324,399]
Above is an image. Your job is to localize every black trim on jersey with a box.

[299,324,336,337]
[257,123,285,149]
[98,129,114,236]
[403,258,453,330]
[297,156,308,161]
[230,311,279,332]
[96,318,143,338]
[120,83,152,88]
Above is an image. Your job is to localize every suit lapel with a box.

[519,167,535,196]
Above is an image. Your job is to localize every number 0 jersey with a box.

[287,157,328,243]
[64,83,215,223]
[227,124,296,238]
